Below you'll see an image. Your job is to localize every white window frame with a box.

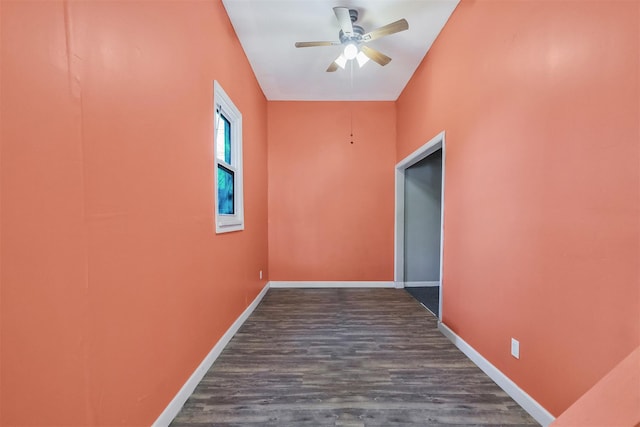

[213,80,244,233]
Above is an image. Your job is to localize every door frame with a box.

[394,131,446,319]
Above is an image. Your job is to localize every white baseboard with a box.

[269,281,395,289]
[437,322,555,427]
[405,281,440,287]
[152,283,270,427]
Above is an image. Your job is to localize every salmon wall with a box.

[552,345,640,426]
[0,1,268,425]
[268,102,395,281]
[397,0,639,416]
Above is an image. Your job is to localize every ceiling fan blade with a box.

[333,7,354,37]
[362,18,409,42]
[326,62,339,72]
[360,45,392,66]
[295,41,339,48]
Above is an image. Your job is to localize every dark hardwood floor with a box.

[405,286,440,317]
[171,288,538,426]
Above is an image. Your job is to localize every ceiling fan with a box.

[295,7,409,72]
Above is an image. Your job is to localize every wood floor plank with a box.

[171,289,538,426]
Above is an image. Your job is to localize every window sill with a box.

[216,222,245,234]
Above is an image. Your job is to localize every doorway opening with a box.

[394,132,445,319]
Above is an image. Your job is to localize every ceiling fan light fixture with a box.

[343,43,358,60]
[335,54,348,69]
[356,51,370,68]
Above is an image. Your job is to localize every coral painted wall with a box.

[268,102,395,281]
[0,1,268,425]
[397,0,639,417]
[552,345,640,427]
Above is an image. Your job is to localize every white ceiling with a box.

[221,0,460,101]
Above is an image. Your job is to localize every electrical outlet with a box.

[511,338,520,359]
[259,270,263,280]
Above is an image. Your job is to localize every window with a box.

[214,81,243,233]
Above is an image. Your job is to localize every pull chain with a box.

[350,110,354,144]
[349,61,354,144]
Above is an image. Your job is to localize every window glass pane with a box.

[217,164,234,214]
[216,111,231,164]
[224,117,231,164]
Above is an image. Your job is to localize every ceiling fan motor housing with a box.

[337,8,363,44]
[339,25,364,44]
[349,9,358,23]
